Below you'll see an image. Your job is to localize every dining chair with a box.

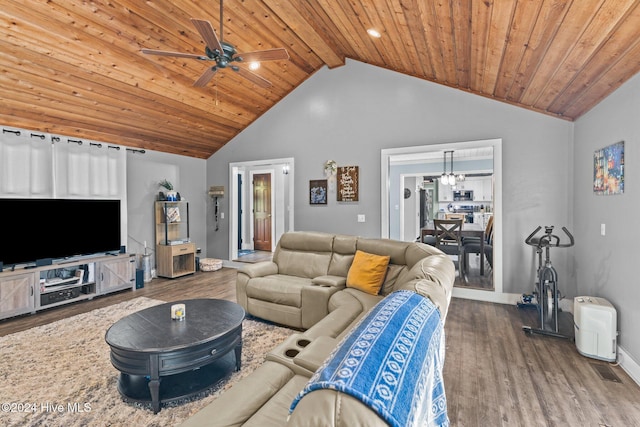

[463,219,494,273]
[444,212,466,222]
[433,218,464,277]
[462,215,493,245]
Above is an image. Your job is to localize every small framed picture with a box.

[310,179,328,205]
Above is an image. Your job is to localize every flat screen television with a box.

[0,198,121,267]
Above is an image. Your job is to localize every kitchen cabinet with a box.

[438,181,453,201]
[467,177,492,201]
[439,176,492,202]
[482,177,493,201]
[474,213,493,228]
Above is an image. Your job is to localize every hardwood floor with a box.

[445,298,640,426]
[0,268,238,337]
[2,270,638,426]
[455,253,493,289]
[233,250,273,263]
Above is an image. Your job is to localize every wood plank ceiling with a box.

[2,1,640,159]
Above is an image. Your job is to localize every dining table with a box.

[420,221,487,276]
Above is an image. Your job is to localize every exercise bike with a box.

[521,225,574,338]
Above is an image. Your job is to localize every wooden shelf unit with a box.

[155,201,195,278]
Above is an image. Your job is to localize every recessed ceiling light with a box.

[249,61,260,70]
[367,28,382,38]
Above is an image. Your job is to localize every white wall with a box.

[206,59,574,297]
[574,73,640,373]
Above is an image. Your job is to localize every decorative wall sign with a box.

[309,179,328,205]
[337,166,359,202]
[593,141,624,195]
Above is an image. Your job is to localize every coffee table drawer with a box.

[159,329,241,375]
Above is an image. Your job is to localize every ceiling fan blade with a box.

[194,67,218,87]
[190,19,224,55]
[235,67,271,88]
[141,48,205,59]
[239,48,290,63]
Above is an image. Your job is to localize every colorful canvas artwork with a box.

[593,141,624,195]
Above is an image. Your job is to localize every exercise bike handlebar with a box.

[559,226,574,247]
[524,226,543,246]
[525,226,574,248]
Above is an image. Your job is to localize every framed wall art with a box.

[593,141,624,195]
[337,166,359,202]
[309,179,328,205]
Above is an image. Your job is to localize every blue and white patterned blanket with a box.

[289,290,449,427]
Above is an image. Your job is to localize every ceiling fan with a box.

[141,0,289,88]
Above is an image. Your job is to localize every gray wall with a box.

[573,73,640,367]
[127,150,206,269]
[206,59,574,297]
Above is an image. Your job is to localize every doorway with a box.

[252,172,272,252]
[228,158,295,262]
[381,139,502,299]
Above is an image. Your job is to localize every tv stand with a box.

[0,253,135,320]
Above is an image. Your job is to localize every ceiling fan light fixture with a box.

[441,150,449,185]
[367,28,382,38]
[141,2,289,89]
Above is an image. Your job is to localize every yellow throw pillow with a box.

[346,250,391,295]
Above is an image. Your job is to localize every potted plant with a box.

[159,179,177,201]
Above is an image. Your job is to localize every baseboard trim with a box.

[452,288,520,305]
[222,260,244,269]
[618,346,640,386]
[452,289,575,312]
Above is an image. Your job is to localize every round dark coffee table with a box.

[105,299,245,413]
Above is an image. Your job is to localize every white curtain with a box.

[52,140,125,198]
[0,129,52,196]
[0,127,126,200]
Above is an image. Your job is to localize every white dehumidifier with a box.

[574,296,617,362]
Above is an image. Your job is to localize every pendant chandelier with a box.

[440,150,465,185]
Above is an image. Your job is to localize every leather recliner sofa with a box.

[180,231,455,427]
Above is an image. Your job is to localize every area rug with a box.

[0,297,294,427]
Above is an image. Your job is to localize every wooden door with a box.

[253,173,272,251]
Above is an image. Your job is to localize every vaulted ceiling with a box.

[2,1,640,159]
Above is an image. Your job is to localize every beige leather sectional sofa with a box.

[181,231,455,427]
